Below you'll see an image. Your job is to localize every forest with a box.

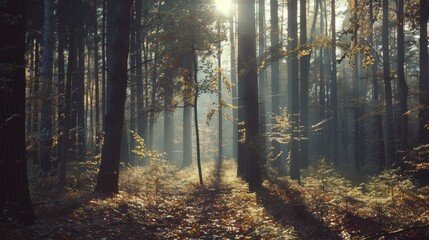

[1,0,429,239]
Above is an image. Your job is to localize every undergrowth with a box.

[286,159,429,238]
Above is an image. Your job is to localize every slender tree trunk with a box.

[57,0,67,184]
[217,19,223,172]
[230,0,238,161]
[383,0,396,164]
[93,0,100,154]
[193,49,203,186]
[299,0,310,169]
[330,0,338,165]
[288,0,300,181]
[95,0,132,195]
[32,39,41,164]
[0,0,36,225]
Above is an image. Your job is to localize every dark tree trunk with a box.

[93,0,100,154]
[383,0,396,163]
[370,0,386,170]
[95,0,132,195]
[237,0,261,187]
[32,39,41,164]
[135,0,147,143]
[57,0,67,184]
[419,0,429,144]
[397,0,408,149]
[40,0,54,173]
[0,0,36,225]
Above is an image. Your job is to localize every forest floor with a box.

[2,160,429,239]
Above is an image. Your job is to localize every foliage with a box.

[129,131,173,205]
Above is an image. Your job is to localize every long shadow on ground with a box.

[256,180,342,240]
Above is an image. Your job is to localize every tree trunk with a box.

[95,0,132,195]
[299,0,310,169]
[330,0,338,165]
[238,0,261,187]
[258,0,266,170]
[397,0,408,149]
[230,0,238,161]
[270,0,284,174]
[370,0,386,170]
[288,0,300,181]
[57,0,67,184]
[419,0,429,144]
[383,0,396,164]
[0,0,36,225]
[40,0,54,173]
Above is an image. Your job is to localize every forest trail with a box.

[1,160,341,239]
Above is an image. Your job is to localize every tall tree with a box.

[420,0,429,144]
[0,0,36,225]
[300,0,310,168]
[270,0,283,174]
[40,0,55,173]
[382,0,396,163]
[330,0,338,165]
[95,0,132,194]
[288,0,300,181]
[230,0,238,161]
[369,0,385,170]
[397,0,408,149]
[237,0,261,187]
[57,0,68,184]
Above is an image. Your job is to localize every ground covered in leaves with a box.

[2,159,429,239]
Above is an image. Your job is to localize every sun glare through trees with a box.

[1,0,429,239]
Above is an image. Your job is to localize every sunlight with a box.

[214,0,232,16]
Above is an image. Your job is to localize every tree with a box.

[330,0,338,165]
[39,0,54,173]
[0,0,36,225]
[237,0,261,187]
[397,0,409,149]
[420,0,429,144]
[300,0,310,168]
[95,0,132,195]
[369,0,385,170]
[288,0,300,181]
[270,0,284,174]
[382,0,396,163]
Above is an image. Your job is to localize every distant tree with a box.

[95,0,132,195]
[0,0,36,225]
